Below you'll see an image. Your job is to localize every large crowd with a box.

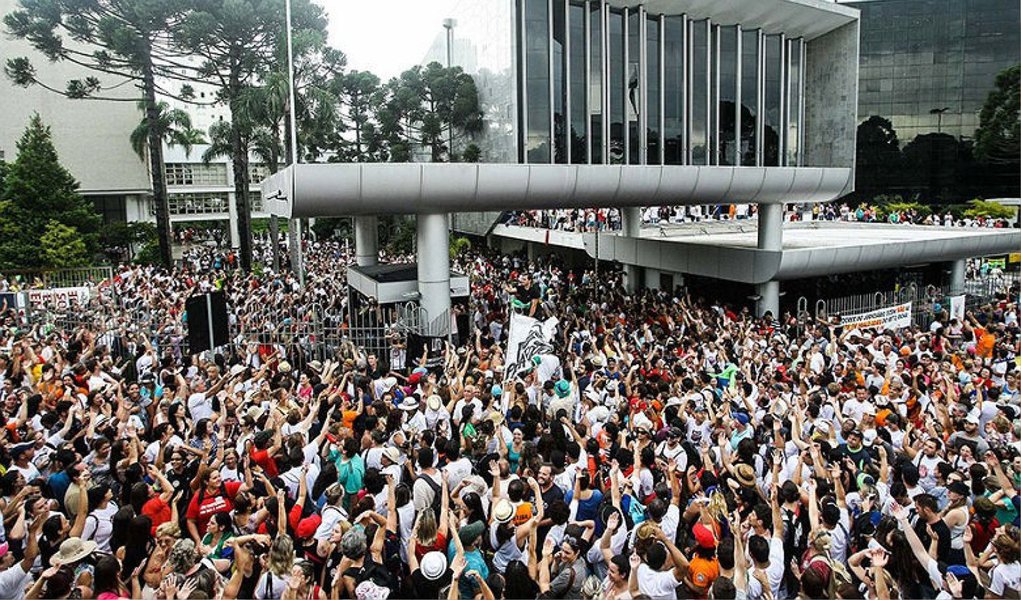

[506,204,1017,232]
[0,235,1017,600]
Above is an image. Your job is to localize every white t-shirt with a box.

[637,563,681,598]
[827,508,851,563]
[188,392,214,421]
[83,503,118,552]
[989,561,1021,597]
[0,563,31,600]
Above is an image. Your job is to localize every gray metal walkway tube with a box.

[417,213,451,336]
[354,216,379,267]
[756,203,783,317]
[949,259,966,294]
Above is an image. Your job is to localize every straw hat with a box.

[50,537,97,566]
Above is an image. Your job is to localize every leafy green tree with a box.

[177,0,330,271]
[130,101,206,160]
[963,199,1015,220]
[974,64,1020,166]
[333,70,387,162]
[4,0,202,267]
[0,115,101,269]
[100,221,156,262]
[40,220,89,268]
[378,62,483,162]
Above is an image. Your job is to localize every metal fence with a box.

[802,271,1020,333]
[2,267,115,289]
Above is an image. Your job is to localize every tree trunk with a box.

[141,48,173,268]
[228,56,253,272]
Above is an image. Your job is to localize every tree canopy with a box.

[0,114,102,269]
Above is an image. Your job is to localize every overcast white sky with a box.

[325,0,459,81]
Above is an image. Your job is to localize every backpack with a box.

[416,473,444,518]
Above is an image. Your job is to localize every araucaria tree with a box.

[4,0,202,268]
[177,0,331,272]
[0,115,101,269]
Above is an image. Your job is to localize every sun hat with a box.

[493,499,515,524]
[229,364,246,378]
[735,464,756,487]
[591,355,605,368]
[50,537,98,566]
[382,447,400,464]
[420,551,448,581]
[426,395,443,411]
[398,397,419,411]
[308,360,323,373]
[491,384,503,397]
[355,580,391,600]
[278,360,292,373]
[554,380,571,398]
[488,411,505,426]
[459,520,486,546]
[381,376,398,390]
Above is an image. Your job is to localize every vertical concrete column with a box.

[756,281,780,319]
[644,268,662,291]
[289,218,303,285]
[354,216,379,267]
[949,259,966,294]
[227,194,240,249]
[622,207,642,292]
[417,213,451,336]
[757,203,783,252]
[269,217,280,272]
[755,203,783,317]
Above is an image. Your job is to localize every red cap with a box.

[296,515,322,539]
[693,522,716,549]
[408,372,424,385]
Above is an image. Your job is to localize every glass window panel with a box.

[553,0,567,163]
[763,33,782,166]
[689,19,708,166]
[589,1,602,164]
[608,9,625,164]
[569,2,586,163]
[646,15,660,164]
[663,16,684,165]
[627,10,640,164]
[787,39,801,166]
[740,29,757,166]
[525,0,551,163]
[717,26,738,166]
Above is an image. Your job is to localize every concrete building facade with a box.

[0,0,150,225]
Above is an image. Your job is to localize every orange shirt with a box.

[687,555,720,596]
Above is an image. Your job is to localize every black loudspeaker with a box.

[186,291,229,353]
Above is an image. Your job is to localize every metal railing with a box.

[1,267,115,290]
[805,272,1018,332]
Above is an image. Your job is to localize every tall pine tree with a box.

[0,114,101,269]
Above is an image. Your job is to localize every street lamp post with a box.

[285,0,304,285]
[443,18,457,159]
[929,106,949,134]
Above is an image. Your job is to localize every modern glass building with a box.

[843,0,1021,141]
[434,0,860,173]
[519,1,807,168]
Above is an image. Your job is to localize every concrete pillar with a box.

[949,259,966,294]
[269,217,280,271]
[757,203,783,252]
[644,268,662,291]
[622,206,641,238]
[756,280,780,319]
[289,218,303,284]
[755,203,783,317]
[526,242,536,262]
[417,213,450,336]
[354,216,379,267]
[227,194,240,249]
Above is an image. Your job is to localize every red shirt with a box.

[186,481,242,533]
[142,496,172,535]
[250,448,279,478]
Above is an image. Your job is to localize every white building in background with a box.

[0,0,151,227]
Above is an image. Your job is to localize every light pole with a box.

[929,107,949,134]
[442,18,457,159]
[285,0,304,285]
